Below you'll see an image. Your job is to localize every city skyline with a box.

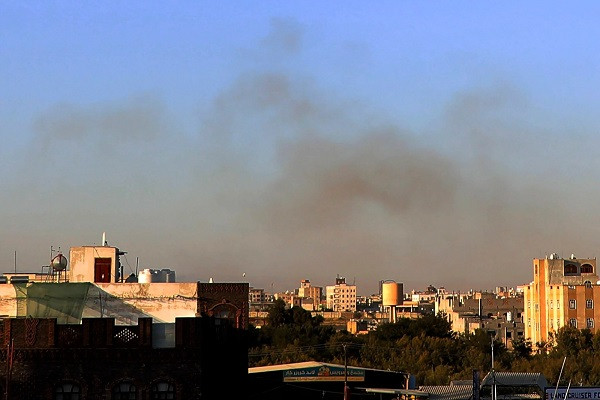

[3,3,600,295]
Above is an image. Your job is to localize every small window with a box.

[113,382,136,400]
[550,300,553,309]
[569,299,576,309]
[55,383,80,400]
[570,318,578,328]
[585,281,593,288]
[582,264,594,274]
[587,318,595,329]
[557,302,560,309]
[587,299,594,309]
[152,382,175,400]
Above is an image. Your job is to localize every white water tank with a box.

[138,269,153,284]
[382,282,403,306]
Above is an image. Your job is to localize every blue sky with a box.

[2,2,600,293]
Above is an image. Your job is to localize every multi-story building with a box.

[524,253,599,346]
[297,279,323,311]
[325,276,357,312]
[249,287,266,303]
[436,291,524,347]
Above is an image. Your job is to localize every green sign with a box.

[283,365,365,382]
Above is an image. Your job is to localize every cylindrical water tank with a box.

[138,269,153,284]
[382,282,403,306]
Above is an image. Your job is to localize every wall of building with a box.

[69,246,120,283]
[0,316,246,400]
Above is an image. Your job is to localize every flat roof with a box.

[249,361,406,375]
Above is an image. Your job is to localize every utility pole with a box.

[343,343,349,400]
[491,338,494,400]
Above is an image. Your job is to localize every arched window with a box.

[209,303,239,327]
[564,264,578,275]
[151,381,175,400]
[112,381,136,400]
[582,264,594,274]
[54,382,80,400]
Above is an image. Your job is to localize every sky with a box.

[3,2,600,295]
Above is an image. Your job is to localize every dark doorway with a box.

[94,258,112,283]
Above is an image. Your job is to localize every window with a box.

[587,318,595,329]
[557,302,560,309]
[582,264,594,274]
[55,383,80,400]
[113,382,136,400]
[527,301,531,308]
[587,299,594,309]
[570,318,578,328]
[585,281,593,288]
[151,382,175,400]
[569,299,577,309]
[550,300,553,309]
[564,264,578,275]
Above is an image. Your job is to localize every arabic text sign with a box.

[283,365,365,382]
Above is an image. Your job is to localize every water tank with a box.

[382,282,403,306]
[138,269,153,284]
[162,269,176,283]
[51,253,68,271]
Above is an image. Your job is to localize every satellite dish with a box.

[51,254,68,271]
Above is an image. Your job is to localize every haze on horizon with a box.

[3,3,600,295]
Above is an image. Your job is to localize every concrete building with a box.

[0,316,246,399]
[297,279,323,311]
[436,292,524,345]
[0,242,249,327]
[524,253,599,346]
[325,276,357,312]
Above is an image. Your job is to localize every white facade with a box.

[325,277,357,312]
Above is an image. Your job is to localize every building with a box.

[249,361,411,400]
[297,279,323,311]
[523,253,599,346]
[1,243,249,327]
[325,276,357,312]
[0,316,246,400]
[436,291,524,346]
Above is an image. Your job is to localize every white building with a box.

[325,276,357,312]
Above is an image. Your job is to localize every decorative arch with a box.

[564,263,578,275]
[582,264,594,274]
[150,379,176,400]
[208,300,242,328]
[54,381,81,400]
[111,379,137,400]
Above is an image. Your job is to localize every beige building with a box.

[524,254,599,346]
[326,276,357,312]
[297,279,323,310]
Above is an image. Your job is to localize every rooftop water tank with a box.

[382,281,403,306]
[138,269,153,284]
[51,253,68,271]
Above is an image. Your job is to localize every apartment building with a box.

[524,254,599,346]
[325,276,357,312]
[297,279,323,311]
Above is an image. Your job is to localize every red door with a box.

[94,258,111,283]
